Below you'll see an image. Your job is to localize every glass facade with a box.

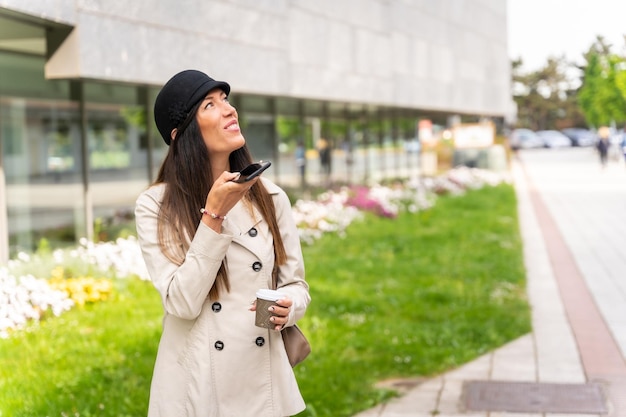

[0,52,158,254]
[0,36,470,261]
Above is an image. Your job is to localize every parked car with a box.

[560,128,596,147]
[536,130,572,148]
[509,128,544,150]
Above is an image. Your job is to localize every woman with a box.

[135,69,310,416]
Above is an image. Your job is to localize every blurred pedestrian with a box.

[295,140,306,187]
[342,138,353,166]
[316,137,331,183]
[135,69,310,417]
[596,126,611,168]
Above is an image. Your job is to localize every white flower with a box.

[0,268,73,338]
[0,167,508,338]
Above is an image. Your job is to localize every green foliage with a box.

[321,119,349,142]
[578,36,626,127]
[36,237,52,255]
[579,51,605,127]
[277,116,309,149]
[616,62,626,99]
[119,106,146,132]
[512,34,626,130]
[90,151,130,169]
[512,56,584,130]
[0,185,530,417]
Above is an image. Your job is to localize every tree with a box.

[511,55,582,130]
[578,36,626,128]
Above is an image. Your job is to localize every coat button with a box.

[255,337,265,346]
[214,341,224,351]
[211,302,222,312]
[248,227,258,237]
[252,261,262,272]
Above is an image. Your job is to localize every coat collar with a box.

[222,178,281,259]
[260,177,281,195]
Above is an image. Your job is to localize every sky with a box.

[507,0,626,72]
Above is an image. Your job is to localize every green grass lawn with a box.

[0,183,530,417]
[0,278,162,417]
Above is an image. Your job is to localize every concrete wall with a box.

[0,0,512,117]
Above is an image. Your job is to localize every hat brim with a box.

[186,79,231,110]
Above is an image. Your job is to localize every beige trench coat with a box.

[135,178,310,417]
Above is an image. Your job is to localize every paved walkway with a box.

[353,147,626,417]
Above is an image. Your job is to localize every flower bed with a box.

[0,167,509,338]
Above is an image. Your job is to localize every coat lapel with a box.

[222,179,281,260]
[225,201,271,260]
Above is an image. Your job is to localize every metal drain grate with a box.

[463,381,608,414]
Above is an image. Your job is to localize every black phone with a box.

[233,161,271,183]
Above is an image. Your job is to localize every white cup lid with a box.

[256,289,285,301]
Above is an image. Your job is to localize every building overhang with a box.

[0,7,74,76]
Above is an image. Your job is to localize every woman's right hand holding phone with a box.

[201,171,259,231]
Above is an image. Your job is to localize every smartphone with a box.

[233,161,271,183]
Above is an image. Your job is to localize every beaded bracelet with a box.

[200,208,227,220]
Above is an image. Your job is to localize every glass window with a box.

[87,103,134,172]
[239,95,271,113]
[275,97,300,116]
[0,52,156,255]
[303,100,324,117]
[147,86,168,178]
[82,83,149,241]
[1,96,84,256]
[0,52,69,100]
[241,115,276,164]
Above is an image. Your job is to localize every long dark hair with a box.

[154,102,286,299]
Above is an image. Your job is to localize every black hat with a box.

[154,69,230,145]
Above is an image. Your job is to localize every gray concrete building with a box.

[0,0,513,262]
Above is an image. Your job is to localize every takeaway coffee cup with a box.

[255,289,285,329]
